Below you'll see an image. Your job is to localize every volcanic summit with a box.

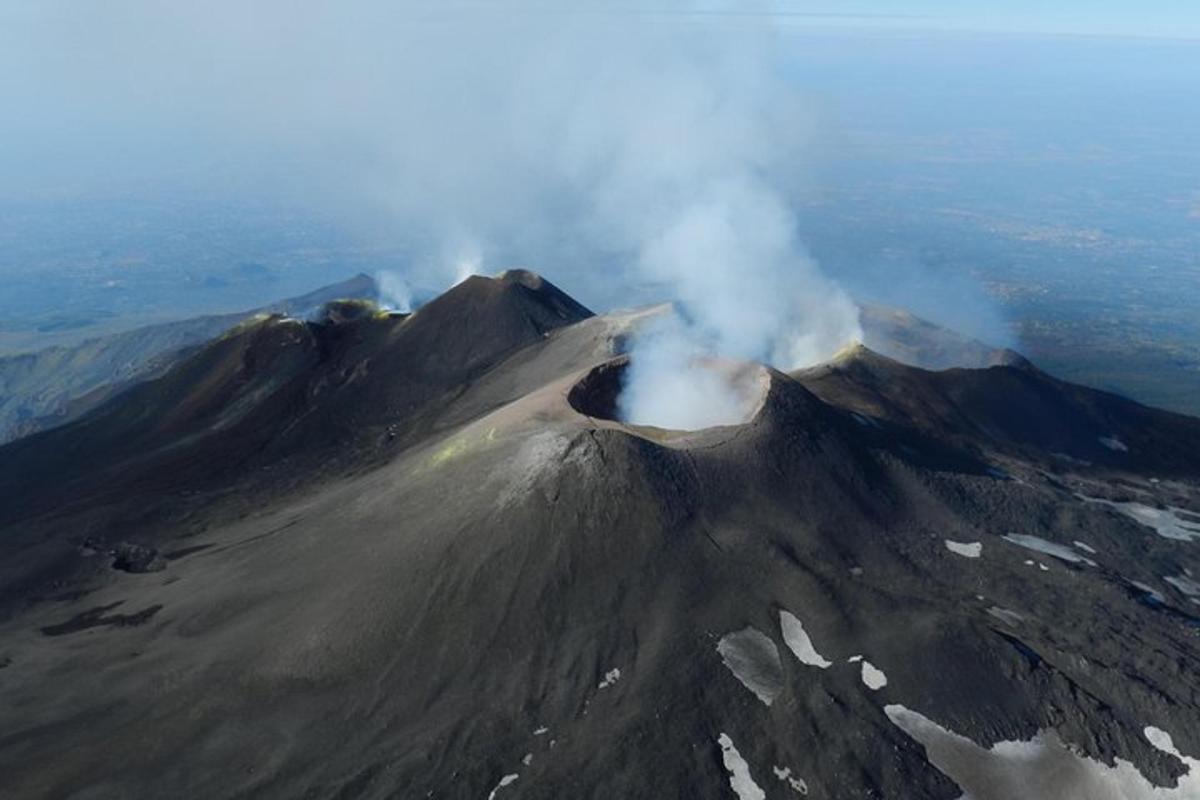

[1,271,1199,799]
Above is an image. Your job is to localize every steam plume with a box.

[19,1,863,427]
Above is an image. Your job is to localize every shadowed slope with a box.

[1,279,1199,800]
[0,274,379,444]
[795,344,1200,475]
[0,271,592,527]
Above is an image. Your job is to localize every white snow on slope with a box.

[779,610,832,668]
[717,733,766,800]
[1082,497,1200,542]
[1003,534,1098,566]
[945,540,983,558]
[772,765,809,795]
[1074,540,1098,554]
[1099,436,1129,452]
[1132,581,1166,604]
[486,773,519,800]
[1146,726,1185,759]
[987,606,1025,626]
[885,704,1200,800]
[1164,574,1200,602]
[598,668,621,689]
[860,661,888,690]
[717,627,783,706]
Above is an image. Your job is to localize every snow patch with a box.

[1145,726,1184,759]
[860,660,888,690]
[1003,534,1097,566]
[533,726,549,736]
[1082,497,1200,542]
[718,733,766,800]
[1165,574,1200,601]
[772,765,809,795]
[1073,540,1098,554]
[885,704,1200,800]
[598,668,621,689]
[717,627,783,706]
[1099,435,1129,452]
[987,606,1025,626]
[522,753,533,766]
[1131,581,1166,604]
[486,773,519,800]
[779,610,832,669]
[945,540,983,558]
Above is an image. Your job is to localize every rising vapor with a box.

[15,0,862,428]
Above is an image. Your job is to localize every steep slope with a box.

[0,274,378,444]
[795,344,1200,475]
[858,303,1026,370]
[1,275,1199,800]
[0,271,593,529]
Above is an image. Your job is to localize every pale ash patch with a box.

[860,661,888,690]
[486,773,519,800]
[885,704,1200,800]
[598,668,621,689]
[717,733,766,800]
[1099,435,1129,452]
[779,610,832,669]
[945,540,983,558]
[772,765,809,795]
[497,432,593,509]
[1081,497,1200,542]
[1003,534,1098,567]
[717,627,783,706]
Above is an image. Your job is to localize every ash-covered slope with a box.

[0,273,378,445]
[1,273,1199,800]
[795,343,1200,474]
[858,303,1026,371]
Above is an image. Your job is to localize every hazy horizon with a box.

[1,3,1198,411]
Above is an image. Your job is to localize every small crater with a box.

[568,357,769,432]
[111,543,167,573]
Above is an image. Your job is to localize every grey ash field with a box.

[2,271,1200,799]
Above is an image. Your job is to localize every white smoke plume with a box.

[376,270,413,313]
[617,313,767,431]
[12,1,862,428]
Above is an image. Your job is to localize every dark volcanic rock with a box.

[110,543,166,574]
[0,272,1198,799]
[0,274,379,445]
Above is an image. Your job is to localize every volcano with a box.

[1,271,1199,799]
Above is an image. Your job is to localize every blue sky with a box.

[818,1,1200,38]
